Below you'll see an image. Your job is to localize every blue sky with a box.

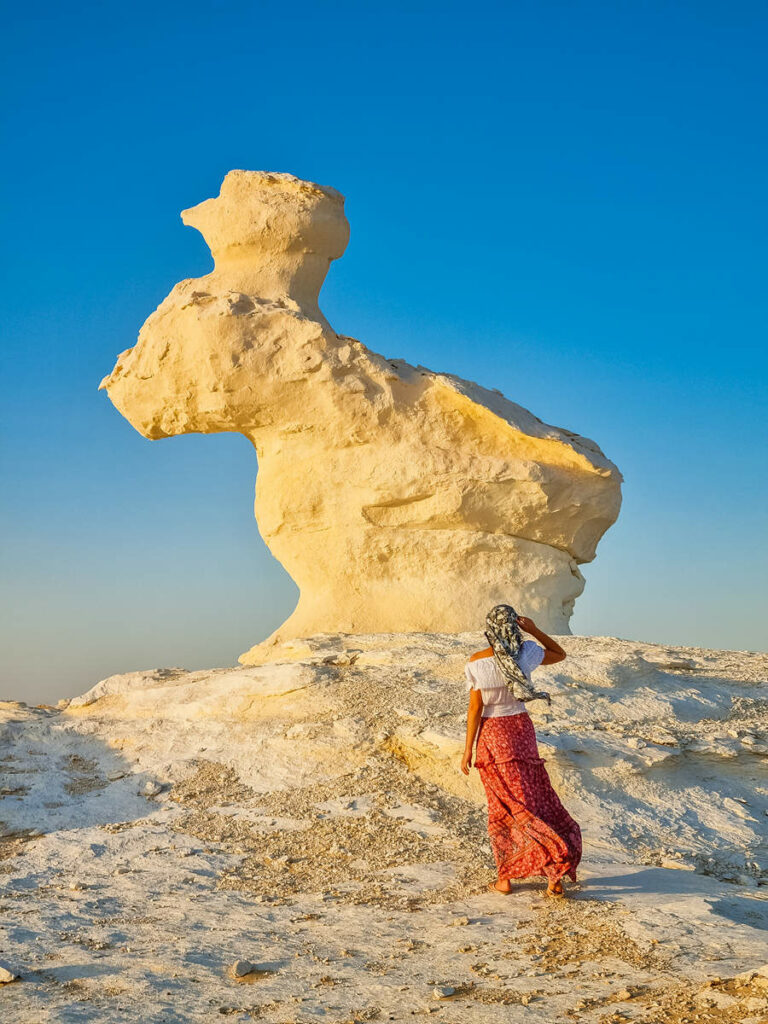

[2,1,766,703]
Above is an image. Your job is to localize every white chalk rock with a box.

[101,170,622,655]
[230,959,256,978]
[0,962,18,983]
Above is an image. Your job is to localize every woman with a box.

[461,604,582,898]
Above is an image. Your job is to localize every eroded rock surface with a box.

[100,171,623,656]
[1,635,766,1022]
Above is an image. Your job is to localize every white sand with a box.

[1,632,766,1022]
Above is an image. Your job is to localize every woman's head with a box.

[485,604,521,644]
[483,603,551,706]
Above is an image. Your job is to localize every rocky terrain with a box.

[1,632,767,1022]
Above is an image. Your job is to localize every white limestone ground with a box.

[1,633,767,1023]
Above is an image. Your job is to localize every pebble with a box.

[0,963,18,984]
[432,986,455,999]
[140,780,164,797]
[230,959,256,978]
[107,770,127,781]
[449,917,469,927]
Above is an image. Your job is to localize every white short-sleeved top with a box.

[464,641,546,718]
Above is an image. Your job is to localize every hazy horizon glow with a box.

[2,1,766,704]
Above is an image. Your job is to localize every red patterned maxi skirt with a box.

[475,712,582,884]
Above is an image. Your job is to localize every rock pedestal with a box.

[100,171,623,660]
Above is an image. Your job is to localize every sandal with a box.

[487,881,512,895]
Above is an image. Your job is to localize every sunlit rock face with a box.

[100,170,623,659]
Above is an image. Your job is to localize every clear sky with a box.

[2,1,766,704]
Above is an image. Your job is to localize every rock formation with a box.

[100,171,623,659]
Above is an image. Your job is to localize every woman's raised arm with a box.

[517,616,566,665]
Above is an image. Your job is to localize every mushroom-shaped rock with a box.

[100,170,623,660]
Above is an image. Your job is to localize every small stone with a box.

[230,959,256,978]
[450,917,469,927]
[107,770,127,781]
[0,963,18,984]
[432,986,454,999]
[139,779,164,797]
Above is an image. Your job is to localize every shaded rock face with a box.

[100,170,623,657]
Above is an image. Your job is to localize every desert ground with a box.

[1,632,767,1023]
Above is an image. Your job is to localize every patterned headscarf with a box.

[484,604,551,705]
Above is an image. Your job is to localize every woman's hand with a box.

[461,749,473,775]
[517,615,537,633]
